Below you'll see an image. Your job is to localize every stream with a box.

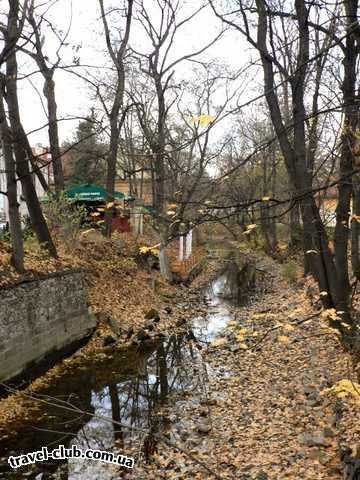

[0,270,245,479]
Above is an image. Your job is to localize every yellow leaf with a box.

[262,196,270,202]
[238,343,248,350]
[277,335,290,345]
[192,114,215,127]
[106,202,114,209]
[323,379,360,404]
[283,324,295,332]
[211,338,227,348]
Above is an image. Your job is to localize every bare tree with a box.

[132,0,224,280]
[210,0,360,323]
[19,0,67,193]
[98,0,134,236]
[0,85,24,272]
[4,0,57,258]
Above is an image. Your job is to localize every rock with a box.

[144,308,160,320]
[308,449,331,465]
[304,384,317,396]
[103,335,117,347]
[145,322,155,331]
[298,433,330,447]
[125,327,134,340]
[306,398,321,407]
[230,345,240,353]
[137,329,150,341]
[323,427,336,438]
[256,472,268,480]
[164,306,172,314]
[154,332,166,339]
[107,317,121,335]
[200,398,217,406]
[196,422,212,434]
[176,318,187,327]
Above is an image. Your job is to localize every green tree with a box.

[65,113,107,186]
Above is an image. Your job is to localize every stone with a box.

[164,306,172,314]
[306,398,321,407]
[107,317,121,336]
[103,335,117,347]
[323,427,336,438]
[308,449,331,465]
[196,422,212,434]
[176,318,187,327]
[137,329,150,341]
[304,384,317,396]
[298,433,330,447]
[257,472,268,480]
[144,308,160,320]
[125,327,134,340]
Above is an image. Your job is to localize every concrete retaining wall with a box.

[0,270,97,382]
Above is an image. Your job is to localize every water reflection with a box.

[0,271,239,479]
[0,333,205,479]
[192,271,242,342]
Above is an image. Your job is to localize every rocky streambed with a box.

[0,254,256,480]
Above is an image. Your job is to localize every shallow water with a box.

[0,270,243,479]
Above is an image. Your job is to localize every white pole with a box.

[139,213,143,235]
[179,235,184,261]
[185,229,193,258]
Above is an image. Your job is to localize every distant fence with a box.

[172,251,202,276]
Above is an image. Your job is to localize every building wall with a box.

[115,178,153,204]
[0,145,51,223]
[0,270,97,382]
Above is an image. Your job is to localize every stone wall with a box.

[0,270,97,382]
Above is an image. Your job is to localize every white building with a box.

[0,144,52,225]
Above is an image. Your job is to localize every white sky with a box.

[14,0,253,147]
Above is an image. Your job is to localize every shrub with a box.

[280,260,298,284]
[43,192,86,251]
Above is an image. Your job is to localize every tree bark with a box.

[43,75,64,192]
[334,0,358,311]
[0,90,24,273]
[351,177,360,279]
[5,0,57,258]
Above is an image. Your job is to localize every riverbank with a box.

[133,256,360,480]
[0,244,359,479]
[0,232,215,473]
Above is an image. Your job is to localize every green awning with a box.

[65,184,125,202]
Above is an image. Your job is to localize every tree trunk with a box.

[43,75,64,192]
[0,92,24,273]
[334,0,358,312]
[289,200,302,250]
[5,25,57,258]
[351,179,360,279]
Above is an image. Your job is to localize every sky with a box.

[15,0,252,147]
